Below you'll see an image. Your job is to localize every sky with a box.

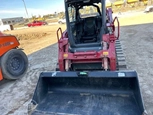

[0,0,65,18]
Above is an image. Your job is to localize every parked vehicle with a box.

[27,21,48,27]
[144,6,153,13]
[0,25,13,32]
[58,18,66,24]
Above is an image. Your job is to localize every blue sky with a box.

[0,0,65,18]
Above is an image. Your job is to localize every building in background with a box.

[0,17,24,25]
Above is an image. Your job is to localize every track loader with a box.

[29,0,146,114]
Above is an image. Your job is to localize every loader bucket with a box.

[30,71,145,115]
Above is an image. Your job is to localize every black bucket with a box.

[30,71,145,115]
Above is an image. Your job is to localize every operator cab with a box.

[65,0,107,52]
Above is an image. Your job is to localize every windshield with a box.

[67,3,102,21]
[79,4,101,18]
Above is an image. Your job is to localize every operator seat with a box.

[69,17,103,53]
[81,17,97,43]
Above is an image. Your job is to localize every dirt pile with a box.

[15,32,49,40]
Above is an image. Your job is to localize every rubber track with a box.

[115,40,127,70]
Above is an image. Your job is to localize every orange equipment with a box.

[0,32,28,80]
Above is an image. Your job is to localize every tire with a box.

[58,21,62,24]
[1,49,28,80]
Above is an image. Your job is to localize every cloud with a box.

[0,10,23,14]
[27,8,53,16]
[0,8,64,17]
[26,8,65,16]
[0,7,65,18]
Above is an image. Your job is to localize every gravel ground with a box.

[120,23,153,115]
[0,43,58,115]
[0,12,153,115]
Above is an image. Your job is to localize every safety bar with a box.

[113,17,120,39]
[56,27,63,41]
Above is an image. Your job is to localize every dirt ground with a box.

[0,11,153,115]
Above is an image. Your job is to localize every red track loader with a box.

[29,0,146,114]
[0,32,28,81]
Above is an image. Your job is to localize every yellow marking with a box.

[63,53,68,58]
[103,52,109,56]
